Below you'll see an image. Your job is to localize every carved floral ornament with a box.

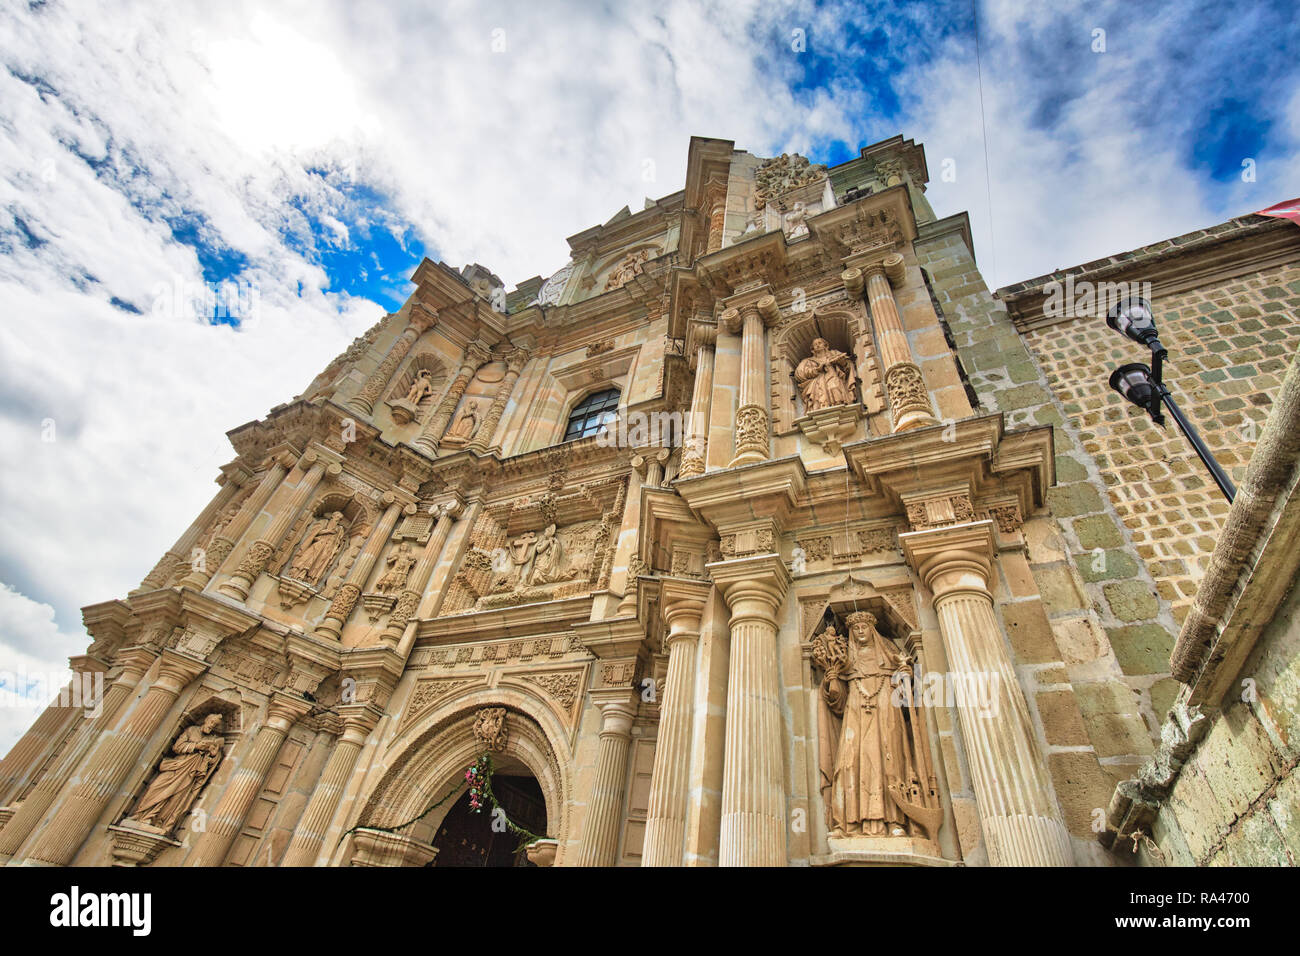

[754,153,828,210]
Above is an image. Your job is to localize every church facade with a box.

[2,134,1297,867]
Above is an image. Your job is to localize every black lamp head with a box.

[1106,296,1158,344]
[1109,362,1165,423]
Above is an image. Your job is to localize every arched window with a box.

[563,387,620,441]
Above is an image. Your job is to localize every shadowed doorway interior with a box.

[431,765,547,867]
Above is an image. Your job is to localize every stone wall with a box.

[915,215,1180,861]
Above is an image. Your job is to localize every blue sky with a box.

[1,0,1298,749]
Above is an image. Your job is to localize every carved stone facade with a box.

[4,131,1287,871]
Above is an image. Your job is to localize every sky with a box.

[1,0,1299,752]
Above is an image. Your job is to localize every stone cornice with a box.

[415,594,595,644]
[842,413,1055,519]
[673,454,809,533]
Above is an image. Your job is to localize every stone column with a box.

[903,522,1074,866]
[848,255,937,432]
[379,502,460,647]
[180,453,294,590]
[412,341,490,455]
[0,679,84,807]
[466,348,528,455]
[219,451,340,601]
[642,580,710,866]
[678,321,717,479]
[22,651,206,866]
[725,297,779,468]
[188,695,310,867]
[0,651,154,859]
[708,553,791,866]
[705,181,727,254]
[574,692,637,867]
[347,304,438,416]
[281,710,377,867]
[134,467,249,592]
[315,496,410,640]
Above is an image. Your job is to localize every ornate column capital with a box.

[589,690,638,740]
[153,650,207,694]
[900,520,996,602]
[264,693,313,732]
[706,552,790,621]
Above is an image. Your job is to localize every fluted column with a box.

[412,341,490,455]
[466,348,528,455]
[904,522,1073,866]
[188,695,309,866]
[851,255,937,432]
[708,553,791,866]
[135,466,249,592]
[281,711,376,866]
[0,651,154,859]
[22,651,206,865]
[380,502,460,647]
[678,321,717,479]
[347,304,438,416]
[575,693,637,866]
[315,496,409,640]
[642,580,709,866]
[219,451,340,601]
[181,453,294,590]
[725,297,779,468]
[0,677,86,806]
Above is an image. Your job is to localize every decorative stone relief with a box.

[473,707,509,752]
[400,678,477,732]
[535,262,574,306]
[906,494,976,531]
[989,503,1024,533]
[521,671,581,712]
[884,362,935,428]
[604,249,650,291]
[755,153,828,210]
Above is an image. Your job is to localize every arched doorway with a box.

[431,756,547,867]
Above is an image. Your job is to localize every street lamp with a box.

[1105,296,1237,503]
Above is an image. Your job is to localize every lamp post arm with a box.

[1158,385,1237,503]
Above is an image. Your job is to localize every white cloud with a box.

[0,0,1297,715]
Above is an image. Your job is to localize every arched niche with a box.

[772,308,866,428]
[270,490,374,596]
[355,686,572,865]
[386,353,448,425]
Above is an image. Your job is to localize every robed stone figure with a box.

[288,512,346,584]
[812,611,940,839]
[125,713,225,833]
[795,337,856,411]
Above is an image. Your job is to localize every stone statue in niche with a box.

[783,200,809,239]
[529,523,568,585]
[447,400,481,441]
[374,541,416,595]
[404,369,435,405]
[795,338,857,412]
[287,512,346,585]
[811,611,940,840]
[122,714,225,833]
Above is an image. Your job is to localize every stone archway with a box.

[352,694,571,867]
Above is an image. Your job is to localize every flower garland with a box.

[339,751,548,857]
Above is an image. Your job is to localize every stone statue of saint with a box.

[783,200,809,239]
[795,337,857,412]
[374,541,416,594]
[812,612,939,839]
[448,401,481,440]
[288,511,345,584]
[124,713,225,833]
[405,369,434,405]
[528,523,567,585]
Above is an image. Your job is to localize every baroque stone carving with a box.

[604,249,650,291]
[811,613,940,840]
[286,512,346,586]
[884,362,934,426]
[473,707,509,752]
[400,678,476,731]
[523,671,581,711]
[122,714,225,835]
[755,153,827,209]
[374,542,416,595]
[446,400,482,441]
[795,338,857,412]
[734,403,770,454]
[989,503,1024,533]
